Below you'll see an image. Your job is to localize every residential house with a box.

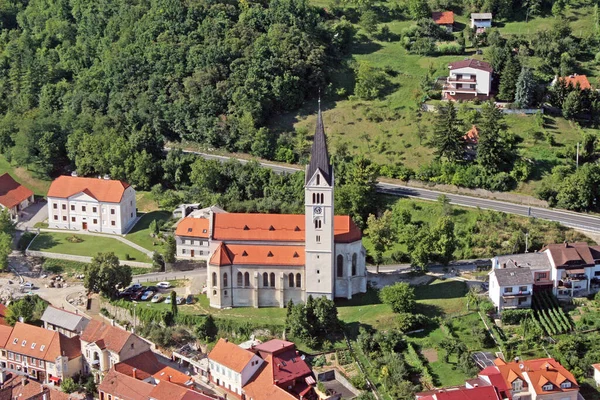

[542,242,600,297]
[432,11,454,32]
[3,322,82,384]
[0,372,79,400]
[0,173,34,221]
[415,385,502,400]
[208,338,317,400]
[41,306,90,338]
[208,338,264,398]
[80,320,151,382]
[0,324,13,369]
[593,364,600,387]
[489,266,533,312]
[492,253,553,293]
[442,59,493,101]
[470,13,493,29]
[113,350,196,389]
[0,303,8,325]
[496,357,579,400]
[175,217,211,260]
[551,74,592,90]
[47,175,137,234]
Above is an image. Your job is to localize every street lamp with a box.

[132,301,138,333]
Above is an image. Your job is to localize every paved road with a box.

[172,148,600,232]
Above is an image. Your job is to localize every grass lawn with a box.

[136,191,161,212]
[414,279,469,317]
[0,154,51,196]
[140,279,187,288]
[42,258,149,276]
[125,211,172,251]
[29,232,151,262]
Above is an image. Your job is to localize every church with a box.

[174,109,367,308]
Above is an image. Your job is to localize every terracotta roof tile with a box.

[559,75,592,90]
[543,242,596,268]
[212,214,361,243]
[0,174,33,209]
[0,303,7,326]
[449,59,493,73]
[243,355,299,400]
[209,244,305,267]
[81,320,142,353]
[175,218,210,238]
[5,322,80,362]
[47,175,130,203]
[433,11,454,24]
[464,125,479,144]
[0,324,12,347]
[153,365,194,387]
[497,358,578,395]
[114,350,163,380]
[208,338,256,373]
[98,368,154,400]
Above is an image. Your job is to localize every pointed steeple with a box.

[306,105,332,185]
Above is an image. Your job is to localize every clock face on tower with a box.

[313,206,323,215]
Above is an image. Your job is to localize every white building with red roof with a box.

[47,175,137,234]
[0,173,34,221]
[176,110,367,308]
[432,11,454,32]
[443,59,493,101]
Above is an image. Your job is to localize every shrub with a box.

[18,231,36,251]
[501,309,532,325]
[437,42,463,55]
[379,282,416,313]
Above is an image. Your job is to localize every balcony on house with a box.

[443,83,477,93]
[447,74,477,83]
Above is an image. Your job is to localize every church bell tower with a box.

[304,103,335,300]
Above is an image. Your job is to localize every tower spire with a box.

[305,99,332,186]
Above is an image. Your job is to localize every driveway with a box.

[16,200,47,231]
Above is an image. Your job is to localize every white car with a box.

[176,297,185,305]
[20,282,34,289]
[151,294,164,303]
[157,282,171,289]
[164,296,172,304]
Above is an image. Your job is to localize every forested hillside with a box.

[0,0,347,187]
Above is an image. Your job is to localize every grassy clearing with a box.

[42,258,149,276]
[29,232,151,262]
[125,211,172,251]
[138,279,188,288]
[363,197,592,263]
[136,191,161,212]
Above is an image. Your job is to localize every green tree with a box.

[152,252,164,271]
[354,62,388,100]
[563,91,581,120]
[477,102,511,173]
[164,235,176,263]
[0,208,15,236]
[170,291,178,317]
[196,315,218,342]
[84,253,132,298]
[515,68,535,107]
[466,287,480,311]
[379,282,416,313]
[407,0,430,19]
[430,217,456,265]
[149,220,159,237]
[359,9,379,34]
[432,102,463,162]
[498,55,521,101]
[61,378,79,394]
[5,295,48,325]
[0,232,12,271]
[364,210,396,272]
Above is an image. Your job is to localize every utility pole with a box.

[525,232,529,253]
[133,301,138,333]
[576,142,580,169]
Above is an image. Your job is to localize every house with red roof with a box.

[552,74,592,91]
[0,173,34,221]
[177,110,367,308]
[46,175,137,234]
[0,373,80,400]
[79,320,151,382]
[443,59,493,101]
[208,338,317,400]
[432,11,454,32]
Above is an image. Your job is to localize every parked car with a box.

[151,294,164,303]
[20,282,34,289]
[186,295,194,305]
[176,297,185,305]
[141,291,154,301]
[164,296,172,304]
[157,282,171,289]
[129,283,142,290]
[146,286,158,292]
[131,290,145,301]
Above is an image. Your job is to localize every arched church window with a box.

[352,253,357,276]
[237,272,243,287]
[296,273,301,288]
[212,272,217,287]
[223,273,228,287]
[288,273,294,287]
[263,272,269,287]
[244,272,250,287]
[337,255,344,278]
[270,273,275,287]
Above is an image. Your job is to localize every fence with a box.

[25,249,153,268]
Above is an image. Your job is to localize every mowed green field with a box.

[271,0,599,195]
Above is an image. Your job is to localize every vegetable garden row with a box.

[532,291,574,335]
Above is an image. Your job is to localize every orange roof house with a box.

[433,11,454,25]
[209,244,305,267]
[557,74,592,90]
[208,338,258,373]
[464,125,480,145]
[5,322,81,362]
[47,175,130,203]
[175,218,210,238]
[0,173,33,210]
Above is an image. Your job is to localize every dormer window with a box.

[267,251,273,257]
[269,225,275,231]
[294,226,300,231]
[31,343,36,349]
[561,382,571,389]
[242,251,248,256]
[187,228,192,233]
[512,379,523,391]
[12,338,18,345]
[243,225,249,231]
[21,340,26,347]
[40,345,45,351]
[542,384,553,391]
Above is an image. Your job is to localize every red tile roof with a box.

[496,358,578,395]
[212,213,361,243]
[175,218,210,238]
[153,365,194,387]
[148,381,213,400]
[559,75,592,90]
[433,11,454,24]
[0,324,12,347]
[0,374,78,400]
[243,355,300,400]
[209,244,305,267]
[47,175,130,203]
[543,242,597,268]
[81,320,142,353]
[5,322,81,362]
[0,173,33,209]
[98,368,154,400]
[208,338,256,373]
[114,350,163,380]
[0,303,8,326]
[254,339,295,354]
[464,125,479,144]
[417,386,501,400]
[449,59,493,73]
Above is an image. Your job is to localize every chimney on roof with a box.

[111,319,115,326]
[474,384,478,387]
[224,338,228,343]
[502,263,506,269]
[168,376,171,382]
[296,351,300,356]
[514,357,520,363]
[0,370,5,384]
[21,376,27,386]
[75,309,78,315]
[133,368,137,379]
[545,364,549,371]
[278,364,282,370]
[62,351,65,356]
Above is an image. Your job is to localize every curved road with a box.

[172,148,600,232]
